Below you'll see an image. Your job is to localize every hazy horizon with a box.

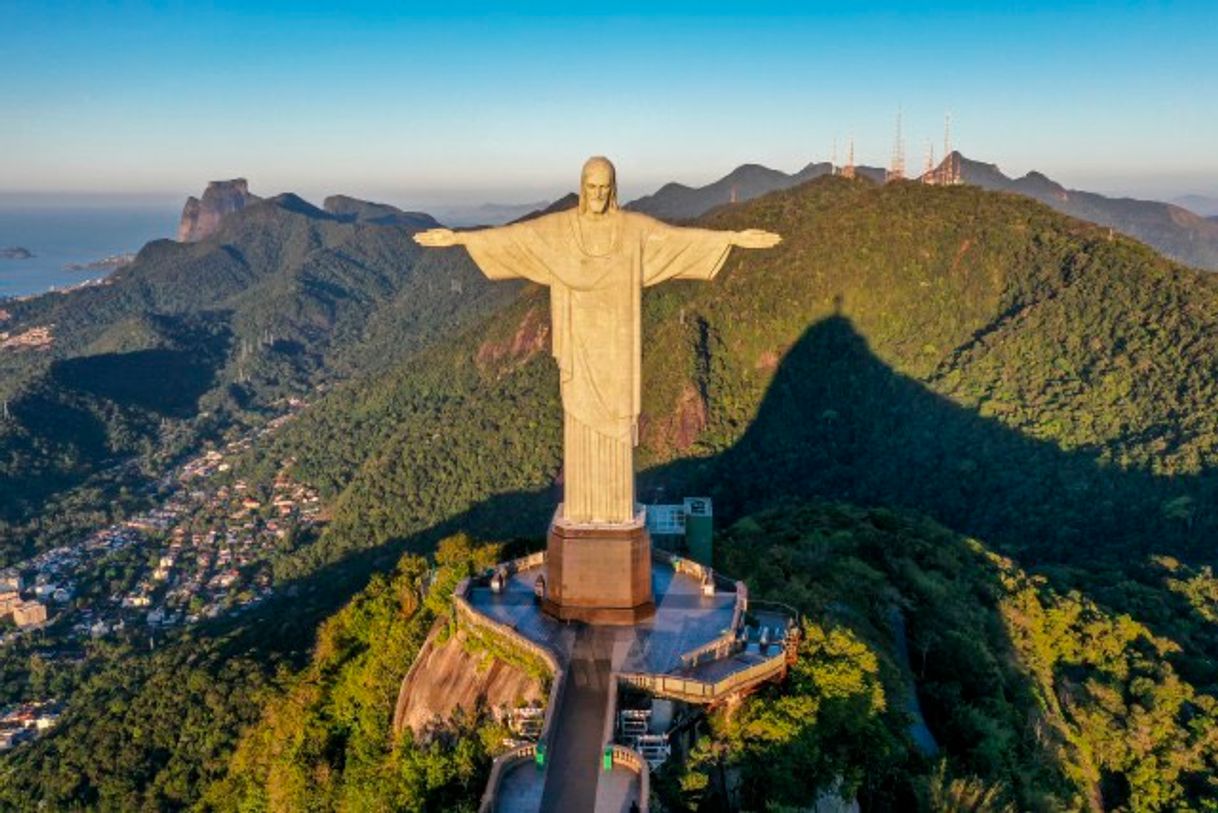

[2,152,1216,217]
[3,2,1216,205]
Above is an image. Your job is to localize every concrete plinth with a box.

[542,506,654,625]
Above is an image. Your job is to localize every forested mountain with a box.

[0,192,515,564]
[6,174,1218,810]
[622,153,1218,272]
[626,160,891,221]
[945,152,1218,270]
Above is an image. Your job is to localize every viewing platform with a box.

[456,549,800,813]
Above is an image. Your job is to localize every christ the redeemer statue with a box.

[415,157,780,524]
[417,157,778,622]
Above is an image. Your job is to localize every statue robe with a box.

[462,208,734,524]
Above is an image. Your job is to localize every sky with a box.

[1,1,1216,208]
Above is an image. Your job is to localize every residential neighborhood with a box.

[1,401,319,652]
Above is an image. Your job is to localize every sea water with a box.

[0,205,180,299]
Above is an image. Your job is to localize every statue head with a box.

[579,156,618,215]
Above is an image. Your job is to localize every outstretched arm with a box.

[413,227,465,247]
[414,222,553,285]
[730,228,782,249]
[643,223,782,287]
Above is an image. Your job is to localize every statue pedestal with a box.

[541,506,655,625]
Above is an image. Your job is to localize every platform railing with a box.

[455,577,567,813]
[609,744,651,812]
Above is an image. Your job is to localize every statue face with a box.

[582,163,614,215]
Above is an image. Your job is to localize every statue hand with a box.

[414,228,462,247]
[733,229,782,249]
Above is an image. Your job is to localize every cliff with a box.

[177,178,260,242]
[393,624,544,740]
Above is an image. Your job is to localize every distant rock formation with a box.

[510,191,578,223]
[177,179,260,242]
[628,161,855,221]
[0,247,34,260]
[1173,194,1218,217]
[931,152,1218,270]
[322,195,440,230]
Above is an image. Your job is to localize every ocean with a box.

[0,205,180,299]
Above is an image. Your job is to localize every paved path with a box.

[496,761,545,812]
[540,626,614,813]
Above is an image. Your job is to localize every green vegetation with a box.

[660,500,1218,811]
[199,534,507,813]
[7,176,1218,810]
[0,196,513,566]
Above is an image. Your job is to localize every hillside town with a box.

[0,402,319,750]
[1,405,317,649]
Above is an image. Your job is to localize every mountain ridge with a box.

[935,151,1218,269]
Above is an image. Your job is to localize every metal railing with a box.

[609,744,650,812]
[618,649,789,704]
[455,577,567,813]
[477,743,539,813]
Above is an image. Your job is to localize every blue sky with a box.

[1,1,1215,206]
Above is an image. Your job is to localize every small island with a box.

[63,253,135,273]
[1,246,34,260]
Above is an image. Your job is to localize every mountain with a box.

[322,194,441,229]
[1173,193,1218,217]
[8,175,1218,810]
[431,199,553,227]
[510,191,578,222]
[194,175,1218,811]
[0,189,515,564]
[627,161,839,220]
[937,152,1218,270]
[177,178,260,242]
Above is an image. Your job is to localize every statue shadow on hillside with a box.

[644,313,1215,568]
[251,312,1218,664]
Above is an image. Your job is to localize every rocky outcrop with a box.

[393,625,544,740]
[177,179,260,242]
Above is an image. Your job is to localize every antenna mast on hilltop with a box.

[887,108,905,182]
[923,141,936,182]
[943,112,960,184]
[831,136,838,174]
[842,137,856,179]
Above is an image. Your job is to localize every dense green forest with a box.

[198,535,508,813]
[6,175,1218,810]
[0,194,514,565]
[665,501,1218,811]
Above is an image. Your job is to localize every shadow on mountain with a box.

[51,348,220,417]
[642,313,1214,568]
[261,312,1218,665]
[200,314,1218,810]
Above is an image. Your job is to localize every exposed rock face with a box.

[177,178,260,242]
[393,625,544,740]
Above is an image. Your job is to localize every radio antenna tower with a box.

[942,112,959,184]
[842,137,856,179]
[887,108,905,182]
[832,136,838,174]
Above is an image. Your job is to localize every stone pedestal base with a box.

[541,506,655,625]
